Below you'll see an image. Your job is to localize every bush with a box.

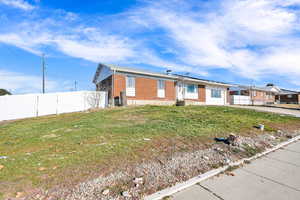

[0,89,11,96]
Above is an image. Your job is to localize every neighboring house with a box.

[276,89,300,104]
[230,84,280,105]
[93,64,232,106]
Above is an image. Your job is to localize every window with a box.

[185,84,198,99]
[157,80,165,98]
[211,89,221,98]
[126,76,135,96]
[187,84,197,93]
[252,91,257,97]
[126,76,135,88]
[287,94,293,98]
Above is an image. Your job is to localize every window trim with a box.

[185,84,198,99]
[126,76,136,97]
[157,80,165,98]
[211,89,222,98]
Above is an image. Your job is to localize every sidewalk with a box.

[230,105,300,118]
[172,140,300,200]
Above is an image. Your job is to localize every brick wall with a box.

[112,73,206,102]
[251,90,275,104]
[113,74,176,101]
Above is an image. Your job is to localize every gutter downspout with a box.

[111,70,116,107]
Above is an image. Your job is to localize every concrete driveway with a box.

[230,105,300,118]
[172,140,300,200]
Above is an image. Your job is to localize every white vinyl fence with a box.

[0,91,107,121]
[231,95,251,105]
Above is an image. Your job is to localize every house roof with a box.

[278,88,300,95]
[231,84,300,95]
[232,85,281,93]
[94,63,232,87]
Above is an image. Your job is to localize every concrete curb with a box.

[144,135,300,200]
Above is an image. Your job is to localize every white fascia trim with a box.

[107,64,232,87]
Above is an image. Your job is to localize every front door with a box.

[177,81,184,101]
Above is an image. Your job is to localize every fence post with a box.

[36,95,39,117]
[56,94,59,115]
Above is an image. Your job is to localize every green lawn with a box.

[0,105,299,198]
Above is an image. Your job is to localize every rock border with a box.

[144,134,300,200]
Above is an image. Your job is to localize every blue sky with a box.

[0,0,300,94]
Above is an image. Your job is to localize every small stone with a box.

[133,177,143,184]
[38,167,46,171]
[259,124,265,131]
[102,189,110,195]
[224,158,231,164]
[226,172,235,176]
[0,165,4,170]
[269,135,276,140]
[215,147,223,152]
[202,156,210,161]
[121,191,131,197]
[227,133,237,144]
[135,183,140,188]
[143,138,151,141]
[286,135,293,139]
[16,192,24,198]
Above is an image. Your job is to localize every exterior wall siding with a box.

[112,74,210,105]
[112,74,176,103]
[277,94,299,104]
[251,90,275,104]
[206,85,228,105]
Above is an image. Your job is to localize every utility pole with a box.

[74,81,77,91]
[42,53,46,94]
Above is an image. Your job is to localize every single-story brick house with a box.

[230,84,280,105]
[276,89,300,104]
[93,64,232,106]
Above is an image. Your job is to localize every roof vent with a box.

[166,69,172,75]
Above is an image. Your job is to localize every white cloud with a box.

[0,0,35,11]
[132,0,300,85]
[1,0,300,89]
[0,69,62,94]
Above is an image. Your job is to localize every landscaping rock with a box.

[16,192,24,198]
[0,165,4,170]
[133,177,143,184]
[121,191,131,197]
[0,156,8,159]
[227,134,237,145]
[224,158,231,164]
[259,124,265,131]
[102,189,110,195]
[202,156,210,161]
[269,135,276,140]
[215,147,223,152]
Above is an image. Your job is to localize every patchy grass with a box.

[243,144,263,157]
[0,105,299,198]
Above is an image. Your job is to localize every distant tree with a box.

[0,89,11,96]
